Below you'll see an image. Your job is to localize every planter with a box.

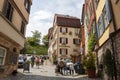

[87,69,96,78]
[0,68,5,73]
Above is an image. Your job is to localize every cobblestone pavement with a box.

[1,60,101,80]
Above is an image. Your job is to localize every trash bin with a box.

[23,61,30,72]
[74,63,85,74]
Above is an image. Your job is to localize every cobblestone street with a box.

[1,60,101,80]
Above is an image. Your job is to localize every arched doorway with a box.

[103,49,114,79]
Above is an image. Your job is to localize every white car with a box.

[18,55,24,68]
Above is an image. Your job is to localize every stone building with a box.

[79,4,85,62]
[48,14,81,63]
[0,0,32,77]
[94,0,120,79]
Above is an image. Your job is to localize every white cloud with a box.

[32,11,52,20]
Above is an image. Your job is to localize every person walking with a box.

[31,55,35,68]
[69,61,74,76]
[59,58,65,75]
[36,56,40,68]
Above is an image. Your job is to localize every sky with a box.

[26,0,84,37]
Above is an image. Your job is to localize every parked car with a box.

[18,55,24,68]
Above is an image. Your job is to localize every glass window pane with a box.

[0,48,5,57]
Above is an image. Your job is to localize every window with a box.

[93,21,96,34]
[73,39,80,45]
[89,3,92,15]
[74,28,79,35]
[24,0,30,13]
[114,0,119,4]
[60,48,68,55]
[98,15,105,37]
[95,0,100,9]
[20,21,26,35]
[103,7,109,28]
[60,37,68,44]
[2,0,13,21]
[105,0,112,22]
[0,47,6,65]
[60,27,67,33]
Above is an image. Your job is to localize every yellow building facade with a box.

[48,14,81,63]
[0,0,32,77]
[95,0,120,79]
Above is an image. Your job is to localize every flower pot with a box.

[87,69,96,78]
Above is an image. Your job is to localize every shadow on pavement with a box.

[0,72,102,80]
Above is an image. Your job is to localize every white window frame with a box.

[62,27,66,33]
[0,46,6,65]
[61,49,66,55]
[75,28,79,35]
[61,38,66,44]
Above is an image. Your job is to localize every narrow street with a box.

[1,60,101,80]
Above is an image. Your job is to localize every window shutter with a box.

[9,7,13,21]
[60,49,62,54]
[60,38,62,43]
[60,27,62,32]
[105,0,112,22]
[66,28,68,33]
[66,38,68,44]
[66,49,68,55]
[100,15,105,33]
[21,21,25,35]
[73,39,75,44]
[2,0,9,15]
[24,0,27,6]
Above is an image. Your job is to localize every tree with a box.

[42,34,48,47]
[88,34,96,52]
[21,30,48,55]
[28,30,41,46]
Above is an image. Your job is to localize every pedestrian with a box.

[55,61,59,76]
[31,55,35,68]
[36,56,40,68]
[59,58,65,75]
[69,61,74,76]
[23,60,30,72]
[41,58,44,65]
[23,54,27,62]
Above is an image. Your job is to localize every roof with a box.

[54,14,81,28]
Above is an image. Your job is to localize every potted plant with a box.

[83,52,96,78]
[0,66,5,73]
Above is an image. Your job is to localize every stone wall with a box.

[114,31,120,79]
[0,34,20,78]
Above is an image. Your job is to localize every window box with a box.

[69,31,72,35]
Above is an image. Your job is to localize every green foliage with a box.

[21,30,48,55]
[42,34,48,47]
[83,52,96,70]
[88,34,96,52]
[27,30,41,46]
[103,49,114,77]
